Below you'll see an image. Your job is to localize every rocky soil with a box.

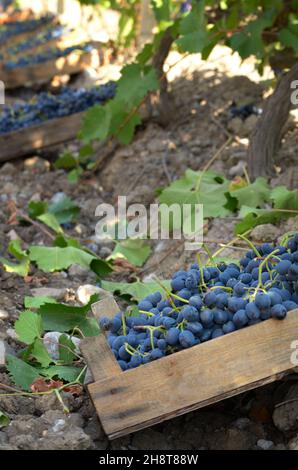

[0,47,297,450]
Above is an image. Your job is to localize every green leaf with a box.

[38,295,99,334]
[90,258,113,277]
[48,195,80,224]
[59,334,76,363]
[28,201,48,218]
[67,167,84,184]
[40,365,84,383]
[28,246,93,272]
[110,239,151,267]
[6,355,41,391]
[81,105,111,142]
[235,210,280,234]
[151,0,171,22]
[31,338,53,368]
[271,185,298,211]
[158,169,230,220]
[279,26,298,53]
[37,213,63,234]
[0,239,30,277]
[24,296,57,309]
[228,177,271,210]
[101,279,171,301]
[116,64,159,107]
[0,411,10,428]
[176,30,211,53]
[14,311,43,344]
[54,151,78,169]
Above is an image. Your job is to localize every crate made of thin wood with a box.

[81,297,298,440]
[0,17,59,49]
[0,48,100,89]
[0,111,85,162]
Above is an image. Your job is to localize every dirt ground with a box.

[0,47,298,450]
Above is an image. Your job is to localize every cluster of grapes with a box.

[4,42,93,69]
[4,25,67,56]
[0,82,116,134]
[0,14,54,43]
[100,233,298,371]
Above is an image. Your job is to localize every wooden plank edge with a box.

[0,112,84,162]
[103,369,294,440]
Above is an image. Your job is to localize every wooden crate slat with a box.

[81,334,122,382]
[0,49,95,89]
[0,111,84,162]
[87,308,298,439]
[80,297,121,382]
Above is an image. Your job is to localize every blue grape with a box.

[233,310,248,328]
[271,304,287,319]
[179,330,196,348]
[165,327,180,346]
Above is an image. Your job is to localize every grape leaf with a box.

[0,411,10,428]
[37,213,63,234]
[116,64,158,107]
[6,355,41,391]
[158,169,230,219]
[31,338,53,368]
[81,105,111,142]
[14,311,43,344]
[271,186,298,210]
[228,177,271,210]
[24,296,57,309]
[54,151,77,169]
[0,239,30,276]
[110,239,151,267]
[101,280,171,301]
[279,26,298,54]
[38,294,99,334]
[59,335,76,363]
[48,195,80,224]
[39,365,84,383]
[29,244,112,276]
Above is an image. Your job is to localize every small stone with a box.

[99,246,112,258]
[6,328,18,341]
[229,160,246,177]
[0,162,16,176]
[242,114,259,136]
[257,439,274,450]
[50,192,66,204]
[0,309,9,320]
[24,156,50,172]
[7,230,19,241]
[273,400,298,432]
[232,417,251,430]
[288,434,298,450]
[43,332,81,360]
[251,224,280,243]
[30,287,67,301]
[227,117,243,134]
[68,264,90,278]
[76,284,111,305]
[52,419,66,433]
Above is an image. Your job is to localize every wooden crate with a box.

[81,297,298,440]
[0,48,100,89]
[0,111,84,162]
[0,17,58,49]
